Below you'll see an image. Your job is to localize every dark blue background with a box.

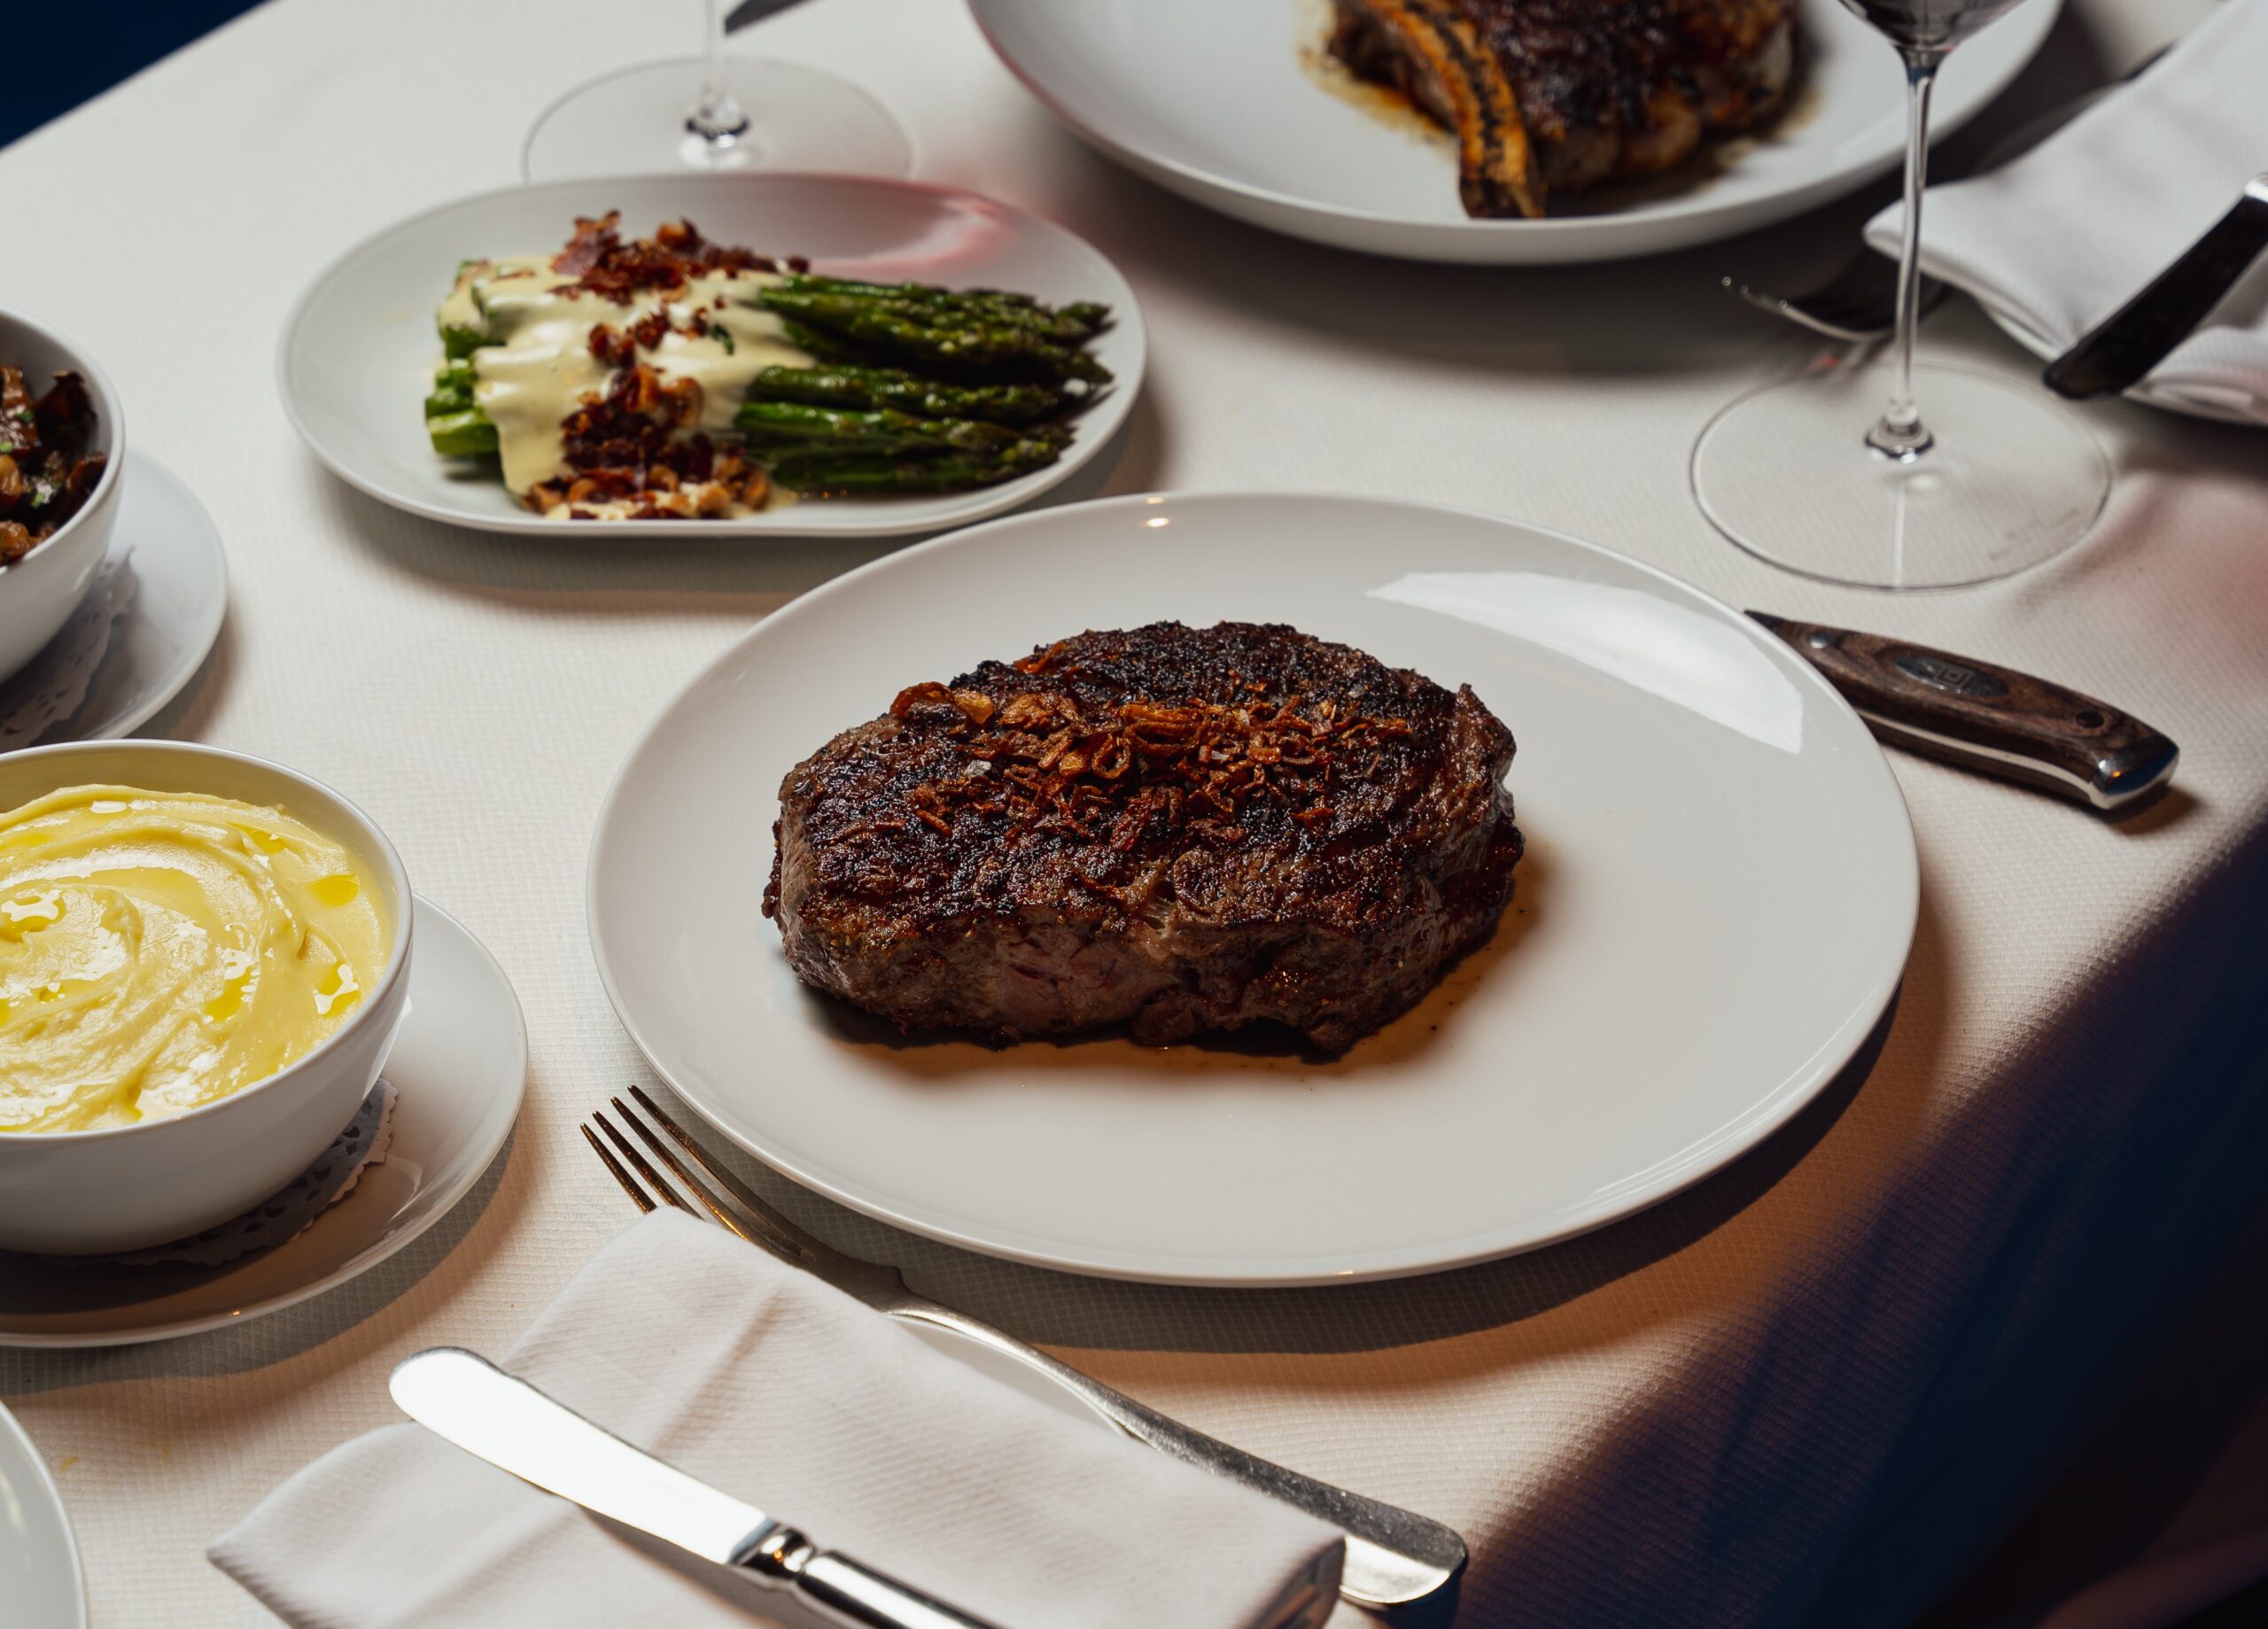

[4,2,265,148]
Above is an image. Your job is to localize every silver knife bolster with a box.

[737,1527,1005,1629]
[1838,705,2160,811]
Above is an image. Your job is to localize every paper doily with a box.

[88,1080,397,1269]
[0,551,139,749]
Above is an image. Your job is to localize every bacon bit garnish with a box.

[588,324,634,366]
[550,212,780,304]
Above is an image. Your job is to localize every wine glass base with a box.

[523,57,915,182]
[1691,360,2111,591]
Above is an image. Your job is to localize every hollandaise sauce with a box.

[439,256,812,511]
[0,787,389,1132]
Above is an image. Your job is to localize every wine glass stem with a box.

[1869,51,1941,462]
[687,0,750,144]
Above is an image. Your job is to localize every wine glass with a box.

[523,0,913,182]
[1690,1,2110,590]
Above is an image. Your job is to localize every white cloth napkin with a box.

[1864,0,2268,424]
[210,1211,1341,1629]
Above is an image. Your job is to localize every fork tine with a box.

[593,1109,701,1221]
[608,1098,757,1252]
[581,1124,656,1214]
[625,1083,828,1266]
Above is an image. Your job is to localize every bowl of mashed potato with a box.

[0,741,413,1254]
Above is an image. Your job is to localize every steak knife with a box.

[1748,613,2179,813]
[390,1347,1001,1629]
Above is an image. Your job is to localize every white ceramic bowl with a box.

[0,742,414,1254]
[0,309,124,683]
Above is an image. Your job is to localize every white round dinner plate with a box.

[0,450,229,753]
[278,175,1144,539]
[589,493,1917,1285]
[0,899,525,1346]
[968,0,2059,265]
[0,1402,86,1629]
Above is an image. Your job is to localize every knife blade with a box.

[726,0,817,31]
[2045,175,2268,400]
[390,1347,1002,1629]
[1748,613,2179,814]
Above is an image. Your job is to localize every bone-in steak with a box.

[764,622,1522,1052]
[1327,0,1798,217]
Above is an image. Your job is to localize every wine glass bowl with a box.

[1690,0,2109,590]
[521,2,912,182]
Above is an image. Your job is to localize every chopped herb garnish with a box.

[711,322,735,354]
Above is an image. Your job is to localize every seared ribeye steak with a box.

[764,622,1523,1053]
[1328,0,1798,217]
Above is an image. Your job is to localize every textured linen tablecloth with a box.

[4,2,2264,1625]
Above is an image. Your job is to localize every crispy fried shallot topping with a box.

[886,650,1413,849]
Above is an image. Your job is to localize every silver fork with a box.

[584,1086,1468,1614]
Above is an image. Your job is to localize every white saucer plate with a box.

[0,898,524,1346]
[969,0,2059,265]
[278,175,1145,539]
[589,492,1917,1285]
[0,1402,86,1629]
[0,449,228,751]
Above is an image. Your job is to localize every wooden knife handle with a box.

[1749,613,2179,813]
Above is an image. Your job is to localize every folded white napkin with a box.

[1864,1,2268,424]
[212,1210,1341,1629]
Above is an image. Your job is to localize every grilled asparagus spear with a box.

[747,364,1060,425]
[774,275,1109,342]
[769,437,1064,493]
[756,290,1112,384]
[426,408,497,457]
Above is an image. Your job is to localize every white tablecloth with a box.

[4,2,2264,1625]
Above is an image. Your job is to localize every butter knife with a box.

[391,1347,1001,1629]
[2045,174,2268,400]
[1749,613,2179,812]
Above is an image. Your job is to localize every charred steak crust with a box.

[1329,0,1798,217]
[764,622,1523,1053]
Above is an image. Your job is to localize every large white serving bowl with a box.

[969,0,2059,265]
[0,742,415,1254]
[0,308,124,681]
